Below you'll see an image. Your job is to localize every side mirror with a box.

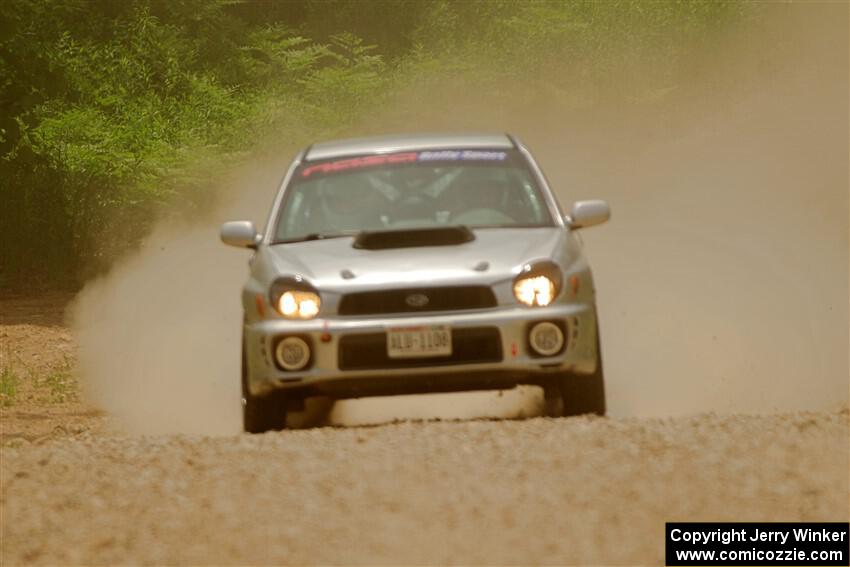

[566,200,610,229]
[220,221,261,248]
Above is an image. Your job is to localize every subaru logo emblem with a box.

[405,293,429,308]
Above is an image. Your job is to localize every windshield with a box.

[273,149,554,243]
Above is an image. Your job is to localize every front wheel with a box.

[242,342,288,433]
[560,328,606,417]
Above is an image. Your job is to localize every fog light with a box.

[275,337,311,371]
[529,322,565,356]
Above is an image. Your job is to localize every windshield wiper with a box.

[270,232,356,245]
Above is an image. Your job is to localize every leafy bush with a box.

[0,0,745,290]
[0,365,19,407]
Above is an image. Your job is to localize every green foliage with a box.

[1,0,389,288]
[0,365,19,407]
[399,0,746,108]
[0,353,77,406]
[36,359,77,404]
[300,33,387,126]
[0,0,746,290]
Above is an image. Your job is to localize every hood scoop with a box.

[352,226,475,250]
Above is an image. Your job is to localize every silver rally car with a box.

[221,133,610,432]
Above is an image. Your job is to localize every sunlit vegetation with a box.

[0,364,19,407]
[0,0,744,290]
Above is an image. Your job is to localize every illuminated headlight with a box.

[513,261,562,307]
[270,277,321,319]
[277,290,320,318]
[514,276,556,307]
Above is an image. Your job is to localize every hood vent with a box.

[353,226,475,250]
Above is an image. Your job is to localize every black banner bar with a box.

[666,522,849,566]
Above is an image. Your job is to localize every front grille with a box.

[338,286,497,316]
[338,327,502,370]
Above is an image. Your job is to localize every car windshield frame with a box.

[270,148,557,244]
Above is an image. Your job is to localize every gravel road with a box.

[2,410,847,565]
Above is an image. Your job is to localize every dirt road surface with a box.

[4,298,843,565]
[2,295,846,565]
[2,410,847,565]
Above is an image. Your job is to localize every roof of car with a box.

[304,133,515,162]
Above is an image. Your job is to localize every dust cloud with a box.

[71,3,848,433]
[70,163,284,435]
[557,4,849,417]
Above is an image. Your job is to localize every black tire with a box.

[242,342,288,433]
[560,324,606,417]
[542,384,565,417]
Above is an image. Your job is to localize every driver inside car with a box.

[315,174,387,233]
[439,169,516,225]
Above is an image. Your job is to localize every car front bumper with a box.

[243,302,599,398]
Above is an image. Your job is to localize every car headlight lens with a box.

[278,290,320,318]
[514,276,555,306]
[513,262,562,307]
[270,277,321,319]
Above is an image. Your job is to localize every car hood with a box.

[261,227,568,289]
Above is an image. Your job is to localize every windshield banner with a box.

[301,150,509,178]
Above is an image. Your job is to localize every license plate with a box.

[387,325,452,359]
